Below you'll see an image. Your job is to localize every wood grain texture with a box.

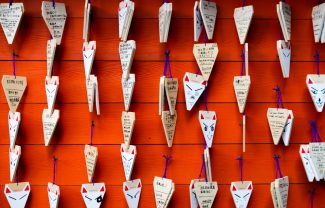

[0,0,323,207]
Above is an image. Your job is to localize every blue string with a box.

[273,154,283,179]
[310,121,321,143]
[236,156,243,182]
[316,50,320,75]
[163,50,172,78]
[162,155,172,178]
[52,0,55,8]
[273,85,284,109]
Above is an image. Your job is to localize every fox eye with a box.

[96,195,103,203]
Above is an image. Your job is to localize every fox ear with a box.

[308,78,313,84]
[248,184,252,190]
[54,80,57,85]
[131,149,135,155]
[232,185,237,191]
[201,81,207,86]
[184,75,189,82]
[100,186,105,192]
[16,116,18,122]
[200,114,204,119]
[82,187,87,193]
[8,114,11,120]
[121,147,124,152]
[213,115,216,120]
[124,185,128,191]
[5,187,11,193]
[83,46,86,51]
[138,182,141,188]
[24,184,30,191]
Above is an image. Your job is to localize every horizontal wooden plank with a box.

[0,183,320,208]
[16,0,316,19]
[0,103,323,145]
[0,144,317,186]
[0,61,322,104]
[0,18,321,62]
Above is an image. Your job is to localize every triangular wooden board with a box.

[42,109,60,146]
[159,76,165,115]
[193,43,218,81]
[83,41,96,80]
[84,144,98,183]
[183,72,207,111]
[312,3,325,43]
[83,1,91,42]
[47,182,60,208]
[2,75,27,113]
[9,145,21,182]
[199,110,217,148]
[194,181,218,208]
[81,183,106,208]
[121,143,137,181]
[47,39,57,77]
[189,179,204,208]
[199,0,217,40]
[204,148,212,182]
[161,110,177,147]
[277,2,291,41]
[42,1,67,45]
[230,181,253,208]
[299,144,315,182]
[306,74,325,112]
[123,179,142,208]
[118,1,128,39]
[121,111,135,148]
[234,5,254,44]
[194,1,203,42]
[0,3,24,44]
[233,75,251,113]
[8,111,21,149]
[270,181,279,208]
[4,182,31,208]
[119,40,136,79]
[309,142,325,181]
[159,2,172,43]
[274,176,289,208]
[45,76,59,113]
[153,176,174,208]
[118,0,134,41]
[267,108,289,145]
[86,75,100,114]
[164,78,178,115]
[277,40,291,78]
[122,74,135,111]
[281,110,293,146]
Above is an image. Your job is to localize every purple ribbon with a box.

[12,53,17,78]
[316,50,320,75]
[310,121,321,143]
[162,155,172,178]
[273,85,284,109]
[197,155,204,179]
[163,50,172,78]
[204,30,207,46]
[196,66,201,75]
[9,0,13,7]
[53,157,57,184]
[202,154,208,182]
[273,154,283,179]
[280,30,284,41]
[236,156,243,182]
[90,121,94,145]
[242,0,246,7]
[310,188,315,208]
[52,0,55,8]
[203,85,209,111]
[240,48,245,76]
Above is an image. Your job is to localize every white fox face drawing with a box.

[230,181,253,208]
[123,179,142,208]
[81,183,106,208]
[121,144,136,181]
[4,182,31,208]
[306,75,325,112]
[83,41,96,79]
[300,145,315,182]
[47,183,60,208]
[45,76,59,112]
[9,145,21,182]
[183,72,207,111]
[199,111,216,148]
[8,111,21,148]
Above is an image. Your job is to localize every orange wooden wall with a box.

[0,0,325,207]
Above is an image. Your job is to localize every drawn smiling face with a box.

[183,73,207,111]
[47,183,60,208]
[230,182,253,208]
[123,179,142,208]
[199,111,216,148]
[81,183,106,208]
[299,145,315,182]
[4,182,31,208]
[8,111,21,148]
[306,75,325,112]
[121,144,136,181]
